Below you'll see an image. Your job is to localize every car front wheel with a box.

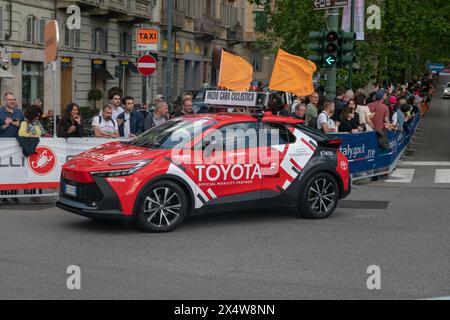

[136,180,188,233]
[297,173,339,219]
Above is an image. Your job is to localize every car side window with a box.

[260,122,297,146]
[216,122,258,150]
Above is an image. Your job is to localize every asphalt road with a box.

[1,76,449,300]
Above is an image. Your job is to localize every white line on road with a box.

[399,161,450,167]
[434,169,450,184]
[385,169,415,183]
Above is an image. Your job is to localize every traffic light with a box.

[308,31,325,65]
[323,31,339,68]
[338,31,356,66]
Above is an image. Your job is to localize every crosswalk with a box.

[384,162,450,184]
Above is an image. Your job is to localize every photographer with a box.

[58,103,83,138]
[0,92,24,138]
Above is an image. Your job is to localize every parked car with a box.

[443,82,450,99]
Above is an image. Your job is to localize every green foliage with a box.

[248,0,450,86]
[88,88,103,102]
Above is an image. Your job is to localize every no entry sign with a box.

[137,55,157,76]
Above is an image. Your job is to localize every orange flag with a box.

[269,49,317,96]
[218,50,253,92]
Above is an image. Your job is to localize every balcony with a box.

[161,9,186,31]
[117,0,152,24]
[88,0,127,19]
[227,23,244,44]
[56,0,102,10]
[160,1,185,30]
[194,16,218,40]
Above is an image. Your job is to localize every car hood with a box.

[65,141,168,170]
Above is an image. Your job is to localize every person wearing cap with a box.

[368,90,390,131]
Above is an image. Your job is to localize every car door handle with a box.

[228,152,246,156]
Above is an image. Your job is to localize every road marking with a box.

[399,161,450,167]
[385,169,415,183]
[422,296,450,300]
[434,169,450,184]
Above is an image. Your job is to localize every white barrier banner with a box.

[0,138,118,190]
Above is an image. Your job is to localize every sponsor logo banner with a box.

[0,138,123,190]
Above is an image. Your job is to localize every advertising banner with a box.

[0,138,117,190]
[332,113,420,176]
[342,0,365,40]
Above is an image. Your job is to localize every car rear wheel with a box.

[136,180,188,233]
[297,173,339,219]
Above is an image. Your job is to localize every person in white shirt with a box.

[99,93,125,121]
[354,93,375,132]
[92,105,120,138]
[317,101,339,133]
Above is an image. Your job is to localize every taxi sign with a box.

[136,28,158,51]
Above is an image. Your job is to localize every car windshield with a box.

[128,118,216,149]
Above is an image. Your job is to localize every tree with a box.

[249,0,450,86]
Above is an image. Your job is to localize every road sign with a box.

[136,28,158,51]
[427,63,445,72]
[313,0,349,10]
[137,54,157,76]
[44,20,59,64]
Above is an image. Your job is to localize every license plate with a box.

[64,184,78,197]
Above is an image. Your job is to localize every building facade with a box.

[0,0,274,115]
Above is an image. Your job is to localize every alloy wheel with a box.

[143,187,182,228]
[307,178,336,214]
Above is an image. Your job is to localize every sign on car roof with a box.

[204,91,258,107]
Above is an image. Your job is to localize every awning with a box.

[127,62,139,74]
[92,66,115,80]
[0,69,15,79]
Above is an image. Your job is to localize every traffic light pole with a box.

[325,8,339,101]
[348,0,355,89]
[164,0,173,103]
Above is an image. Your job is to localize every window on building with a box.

[64,24,71,47]
[65,24,81,48]
[93,28,107,52]
[22,62,44,111]
[0,7,4,40]
[74,28,81,48]
[38,18,46,44]
[251,50,263,72]
[26,16,37,43]
[119,31,131,54]
[254,11,268,33]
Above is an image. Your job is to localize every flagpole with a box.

[217,50,224,88]
[348,0,355,89]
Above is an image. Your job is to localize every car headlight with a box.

[91,160,152,177]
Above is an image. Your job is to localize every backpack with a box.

[311,112,329,132]
[97,116,116,128]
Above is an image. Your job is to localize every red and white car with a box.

[57,113,350,232]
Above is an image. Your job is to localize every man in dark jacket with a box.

[332,87,348,122]
[117,96,145,138]
[144,101,169,130]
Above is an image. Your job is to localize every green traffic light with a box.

[324,55,337,67]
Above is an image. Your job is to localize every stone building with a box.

[0,0,274,115]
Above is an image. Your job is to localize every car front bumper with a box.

[56,197,134,221]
